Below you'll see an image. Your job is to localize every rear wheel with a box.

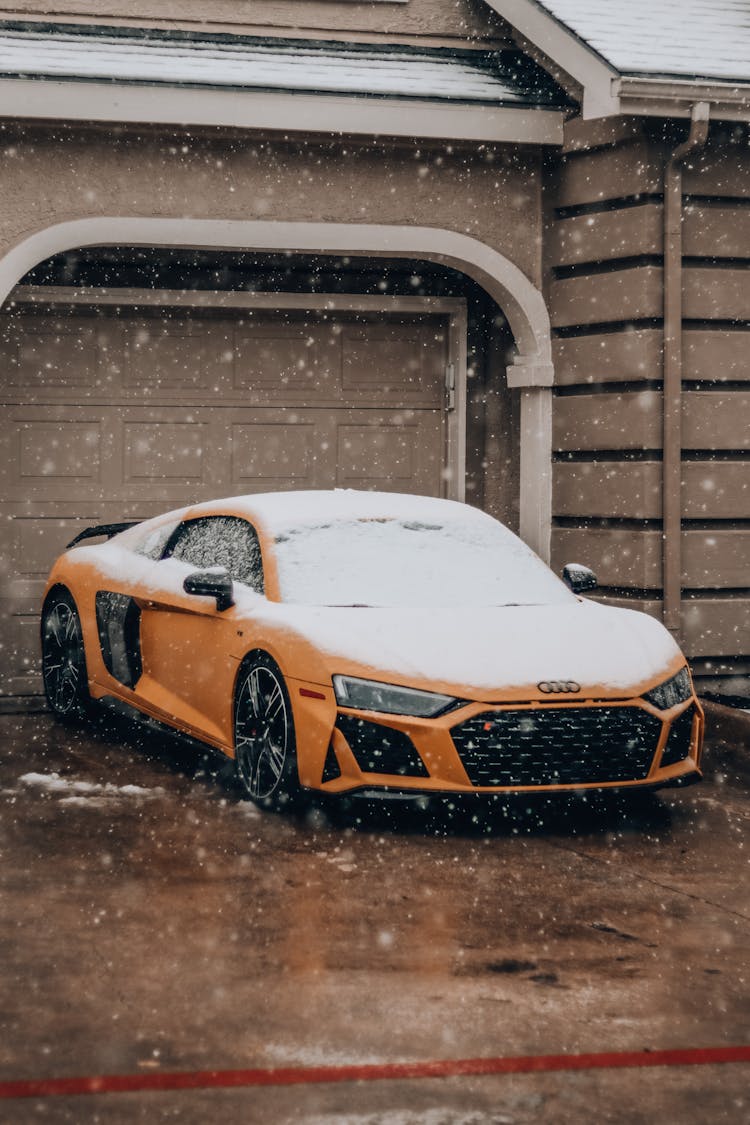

[233,653,300,810]
[41,590,92,722]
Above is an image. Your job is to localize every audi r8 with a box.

[41,490,703,809]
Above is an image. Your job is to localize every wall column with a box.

[507,358,554,561]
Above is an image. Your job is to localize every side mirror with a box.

[562,562,598,595]
[183,569,234,612]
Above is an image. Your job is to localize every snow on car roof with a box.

[187,489,499,536]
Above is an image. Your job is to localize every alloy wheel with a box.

[42,597,87,718]
[234,660,294,803]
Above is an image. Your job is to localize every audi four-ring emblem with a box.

[538,680,581,694]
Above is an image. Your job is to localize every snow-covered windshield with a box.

[273,518,573,607]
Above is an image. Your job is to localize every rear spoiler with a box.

[66,521,141,549]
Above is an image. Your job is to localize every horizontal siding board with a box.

[682,462,750,520]
[592,595,750,659]
[593,595,661,619]
[550,203,662,267]
[683,205,750,259]
[552,528,750,589]
[682,599,750,658]
[553,391,661,451]
[682,530,750,588]
[554,462,749,520]
[551,527,660,587]
[683,391,750,450]
[551,268,748,330]
[683,151,750,198]
[553,329,662,385]
[683,268,750,321]
[556,143,662,208]
[684,329,750,381]
[553,461,662,519]
[550,266,662,328]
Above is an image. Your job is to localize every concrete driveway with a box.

[0,706,748,1123]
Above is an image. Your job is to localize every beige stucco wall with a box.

[0,128,542,287]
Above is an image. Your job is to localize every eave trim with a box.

[0,78,566,143]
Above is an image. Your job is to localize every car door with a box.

[134,515,265,747]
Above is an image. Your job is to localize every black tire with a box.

[233,652,301,810]
[41,589,92,722]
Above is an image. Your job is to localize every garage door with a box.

[0,298,455,697]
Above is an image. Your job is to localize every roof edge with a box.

[481,0,619,119]
[483,0,750,122]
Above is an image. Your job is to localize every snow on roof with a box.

[0,24,567,106]
[535,0,750,82]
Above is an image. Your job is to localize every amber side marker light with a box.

[300,687,327,700]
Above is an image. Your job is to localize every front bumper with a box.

[291,686,704,797]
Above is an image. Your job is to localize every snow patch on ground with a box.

[18,772,164,802]
[262,1043,385,1068]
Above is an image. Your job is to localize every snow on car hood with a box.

[264,597,682,694]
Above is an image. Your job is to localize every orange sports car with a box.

[41,490,703,809]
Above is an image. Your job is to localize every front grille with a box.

[451,706,663,787]
[660,705,696,766]
[336,715,429,777]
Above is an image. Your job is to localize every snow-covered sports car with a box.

[41,490,703,808]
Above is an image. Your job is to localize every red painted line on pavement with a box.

[1,1045,749,1100]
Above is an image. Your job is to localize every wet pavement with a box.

[0,709,748,1123]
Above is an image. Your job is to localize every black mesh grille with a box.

[336,715,429,777]
[660,705,696,767]
[451,706,662,787]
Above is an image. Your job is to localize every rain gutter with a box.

[615,77,750,122]
[662,100,710,639]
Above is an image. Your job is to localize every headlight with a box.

[644,667,692,710]
[332,675,458,717]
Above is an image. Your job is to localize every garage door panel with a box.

[234,325,341,395]
[336,413,442,493]
[342,325,444,403]
[1,610,41,696]
[19,420,101,482]
[123,320,232,391]
[231,421,318,486]
[123,421,210,484]
[4,320,105,391]
[13,515,89,580]
[2,418,104,497]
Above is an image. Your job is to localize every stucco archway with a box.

[0,217,554,558]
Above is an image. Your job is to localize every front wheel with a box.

[233,653,300,810]
[41,590,92,722]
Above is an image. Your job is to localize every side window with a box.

[165,516,264,593]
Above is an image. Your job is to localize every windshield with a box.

[273,517,573,608]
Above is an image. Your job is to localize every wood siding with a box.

[547,124,750,674]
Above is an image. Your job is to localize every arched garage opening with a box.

[0,219,553,700]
